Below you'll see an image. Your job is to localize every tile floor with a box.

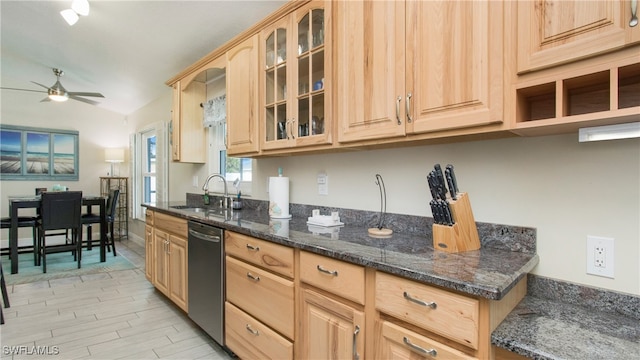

[0,240,235,360]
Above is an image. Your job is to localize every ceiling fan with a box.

[1,68,104,105]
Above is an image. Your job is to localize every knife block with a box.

[432,192,480,253]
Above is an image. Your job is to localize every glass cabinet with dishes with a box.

[260,0,331,152]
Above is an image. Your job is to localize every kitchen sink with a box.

[170,205,231,221]
[169,205,208,213]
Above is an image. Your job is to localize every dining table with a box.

[7,194,107,274]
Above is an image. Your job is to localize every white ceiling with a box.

[0,0,287,115]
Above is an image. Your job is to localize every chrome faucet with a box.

[202,174,231,208]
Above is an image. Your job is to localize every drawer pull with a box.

[317,265,339,276]
[403,337,437,357]
[246,244,260,251]
[246,272,260,282]
[245,324,259,336]
[403,291,437,309]
[352,325,361,360]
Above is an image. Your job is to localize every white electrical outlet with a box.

[586,236,614,278]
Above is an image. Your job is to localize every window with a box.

[133,125,164,221]
[142,131,157,204]
[209,123,252,195]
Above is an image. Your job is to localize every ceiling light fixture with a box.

[60,8,79,26]
[71,0,90,16]
[60,0,90,26]
[578,122,640,142]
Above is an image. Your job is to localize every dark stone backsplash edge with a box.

[527,274,640,320]
[186,193,536,254]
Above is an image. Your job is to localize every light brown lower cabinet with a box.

[146,211,188,312]
[144,224,153,282]
[299,287,365,359]
[219,230,526,360]
[224,231,295,359]
[376,320,475,359]
[225,302,293,360]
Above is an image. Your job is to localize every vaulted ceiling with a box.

[0,0,286,115]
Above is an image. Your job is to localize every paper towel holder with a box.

[368,174,393,236]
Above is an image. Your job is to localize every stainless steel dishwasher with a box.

[187,221,225,347]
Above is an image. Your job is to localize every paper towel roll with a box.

[269,176,291,218]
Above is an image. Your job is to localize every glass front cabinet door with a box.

[260,1,331,151]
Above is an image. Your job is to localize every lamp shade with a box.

[105,148,125,163]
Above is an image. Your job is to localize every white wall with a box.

[26,87,637,297]
[253,134,640,296]
[0,90,133,241]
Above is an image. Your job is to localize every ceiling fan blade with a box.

[68,91,104,98]
[40,97,51,102]
[0,87,47,94]
[31,81,51,90]
[69,95,100,106]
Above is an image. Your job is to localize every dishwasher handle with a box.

[188,228,222,242]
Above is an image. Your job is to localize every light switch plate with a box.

[317,173,328,195]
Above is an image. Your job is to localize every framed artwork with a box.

[0,125,79,180]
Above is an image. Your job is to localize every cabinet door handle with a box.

[403,291,437,309]
[631,0,638,27]
[246,244,260,251]
[403,336,437,357]
[352,325,361,360]
[395,96,402,125]
[246,324,259,336]
[317,264,338,276]
[290,118,296,139]
[406,92,413,123]
[165,239,170,255]
[246,272,260,282]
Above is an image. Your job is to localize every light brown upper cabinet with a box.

[171,63,217,163]
[335,1,505,143]
[517,0,640,74]
[260,0,332,152]
[227,35,260,156]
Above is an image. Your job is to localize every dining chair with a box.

[37,191,83,273]
[0,188,44,264]
[0,258,9,325]
[82,189,119,256]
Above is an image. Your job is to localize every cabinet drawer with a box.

[154,212,187,238]
[377,320,475,359]
[225,231,294,278]
[145,209,154,225]
[226,256,294,338]
[225,302,293,360]
[376,272,479,349]
[300,251,365,305]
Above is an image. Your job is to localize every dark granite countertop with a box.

[492,295,640,360]
[144,201,538,300]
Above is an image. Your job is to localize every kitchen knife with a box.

[433,164,448,200]
[446,164,459,194]
[445,169,457,200]
[427,172,439,200]
[439,199,454,226]
[430,200,442,224]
